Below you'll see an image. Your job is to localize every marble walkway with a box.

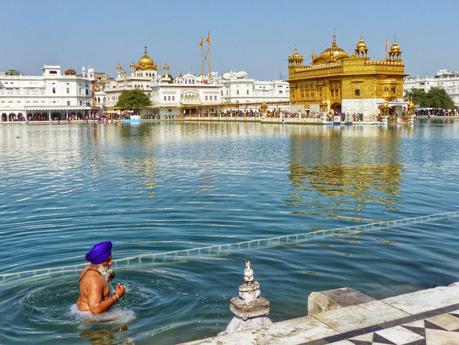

[315,303,459,345]
[183,283,459,345]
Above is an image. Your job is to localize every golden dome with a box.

[313,35,349,64]
[390,41,401,54]
[356,36,368,52]
[289,48,303,60]
[136,46,157,71]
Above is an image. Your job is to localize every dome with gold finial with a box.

[288,48,304,66]
[313,35,349,65]
[136,46,157,71]
[388,40,402,61]
[356,36,368,52]
[289,48,303,60]
[390,41,401,54]
[354,35,368,57]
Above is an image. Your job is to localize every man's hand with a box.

[115,283,126,299]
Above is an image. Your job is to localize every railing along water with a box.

[1,211,458,286]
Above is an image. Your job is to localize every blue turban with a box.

[85,241,112,264]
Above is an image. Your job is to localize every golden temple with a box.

[288,35,406,121]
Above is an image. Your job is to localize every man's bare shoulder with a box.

[80,268,103,285]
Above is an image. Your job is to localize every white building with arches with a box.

[149,69,222,118]
[95,47,289,117]
[95,47,223,117]
[0,65,94,122]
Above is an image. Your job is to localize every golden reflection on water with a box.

[138,158,156,198]
[286,125,404,216]
[287,163,402,212]
[1,122,410,215]
[86,122,408,214]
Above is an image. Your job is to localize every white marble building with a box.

[221,71,289,111]
[404,69,459,107]
[150,69,222,118]
[95,53,222,118]
[0,65,94,122]
[95,47,290,117]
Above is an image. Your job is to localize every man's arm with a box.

[86,281,119,314]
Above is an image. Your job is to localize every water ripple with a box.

[1,120,459,344]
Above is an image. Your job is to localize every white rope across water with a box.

[1,211,458,286]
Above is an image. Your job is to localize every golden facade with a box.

[288,36,405,117]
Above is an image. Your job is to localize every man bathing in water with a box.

[76,241,126,314]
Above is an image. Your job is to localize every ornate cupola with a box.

[161,63,173,83]
[388,40,402,61]
[354,35,368,58]
[288,48,304,68]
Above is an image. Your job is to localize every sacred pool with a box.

[0,120,459,344]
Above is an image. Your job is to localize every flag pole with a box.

[207,32,211,82]
[200,37,204,83]
[385,36,389,60]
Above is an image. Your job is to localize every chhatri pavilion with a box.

[288,35,406,121]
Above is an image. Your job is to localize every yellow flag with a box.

[199,38,203,47]
[385,37,389,51]
[206,32,211,44]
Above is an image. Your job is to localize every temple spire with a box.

[331,28,338,49]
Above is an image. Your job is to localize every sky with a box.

[0,0,458,80]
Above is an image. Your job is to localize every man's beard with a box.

[97,265,115,282]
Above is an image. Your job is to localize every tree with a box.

[405,87,455,109]
[115,90,151,112]
[404,89,428,107]
[426,87,455,109]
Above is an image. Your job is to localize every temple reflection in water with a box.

[286,125,405,216]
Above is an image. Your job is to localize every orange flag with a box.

[199,37,203,47]
[206,32,211,44]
